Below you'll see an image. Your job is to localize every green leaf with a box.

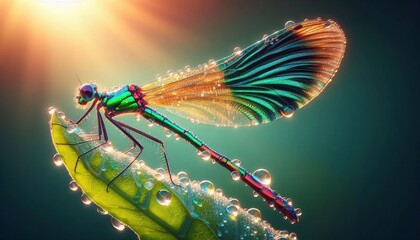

[50,110,289,240]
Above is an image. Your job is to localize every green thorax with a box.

[102,85,139,112]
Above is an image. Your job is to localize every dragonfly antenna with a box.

[76,72,82,85]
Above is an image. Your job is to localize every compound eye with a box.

[79,84,95,101]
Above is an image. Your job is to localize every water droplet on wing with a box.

[285,20,295,28]
[280,105,294,118]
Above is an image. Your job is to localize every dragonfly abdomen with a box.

[143,106,299,222]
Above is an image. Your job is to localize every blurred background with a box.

[0,0,418,239]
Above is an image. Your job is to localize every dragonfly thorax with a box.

[101,84,146,113]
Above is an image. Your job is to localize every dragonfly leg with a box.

[123,142,137,154]
[110,118,181,188]
[55,99,101,146]
[104,113,145,192]
[74,107,109,172]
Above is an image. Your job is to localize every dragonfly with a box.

[62,19,346,223]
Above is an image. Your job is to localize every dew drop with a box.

[262,34,269,43]
[226,204,239,216]
[66,124,78,134]
[295,208,302,217]
[200,151,211,161]
[247,208,261,222]
[111,217,125,231]
[154,172,164,181]
[279,230,289,238]
[144,179,155,190]
[179,177,190,187]
[174,134,180,140]
[231,171,241,181]
[154,168,166,180]
[289,232,297,240]
[81,193,92,205]
[196,150,203,156]
[53,153,63,167]
[97,206,108,215]
[48,106,56,115]
[138,160,145,167]
[215,188,223,196]
[193,198,202,207]
[229,198,240,207]
[208,59,216,66]
[234,47,242,56]
[252,169,272,186]
[57,111,65,119]
[156,189,172,206]
[103,141,114,152]
[199,180,215,194]
[164,129,172,138]
[217,230,222,237]
[252,191,259,198]
[285,20,295,28]
[268,201,275,208]
[135,114,141,122]
[184,65,191,72]
[147,118,154,127]
[324,22,331,28]
[177,171,188,179]
[286,198,293,206]
[68,180,79,191]
[231,159,241,166]
[280,105,294,118]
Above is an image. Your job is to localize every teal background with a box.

[0,0,418,239]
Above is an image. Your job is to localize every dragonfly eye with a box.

[79,83,96,102]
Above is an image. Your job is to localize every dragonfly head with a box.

[76,83,98,105]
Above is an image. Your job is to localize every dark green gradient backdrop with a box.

[0,0,418,239]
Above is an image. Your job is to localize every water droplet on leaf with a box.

[199,180,215,194]
[156,189,172,206]
[53,153,63,167]
[111,217,125,231]
[97,206,108,215]
[81,194,92,205]
[68,180,79,191]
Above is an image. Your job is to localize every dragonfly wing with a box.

[141,19,346,127]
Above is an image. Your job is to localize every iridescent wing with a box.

[141,19,346,127]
